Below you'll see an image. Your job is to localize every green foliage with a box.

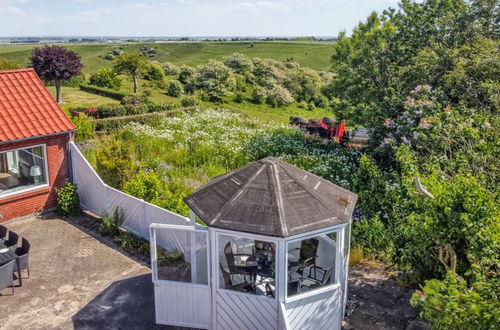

[265,85,294,107]
[162,61,180,76]
[56,181,80,217]
[79,84,129,100]
[166,79,183,97]
[178,65,194,84]
[194,60,236,102]
[100,207,125,237]
[89,68,122,90]
[233,92,244,103]
[144,63,166,82]
[223,53,254,74]
[180,95,199,107]
[123,170,170,203]
[71,113,94,142]
[0,57,20,70]
[411,270,500,329]
[113,52,148,93]
[283,67,322,103]
[352,216,394,262]
[251,86,266,104]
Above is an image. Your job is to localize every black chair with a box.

[289,238,319,276]
[224,242,253,280]
[14,237,30,279]
[0,259,16,295]
[0,225,7,242]
[298,263,335,293]
[3,231,19,248]
[220,264,253,293]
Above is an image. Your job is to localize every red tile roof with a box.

[0,68,75,142]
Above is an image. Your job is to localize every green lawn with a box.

[47,86,119,111]
[0,41,334,73]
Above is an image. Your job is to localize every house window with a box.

[287,231,338,297]
[0,145,48,197]
[218,233,276,298]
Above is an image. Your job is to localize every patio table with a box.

[0,241,22,286]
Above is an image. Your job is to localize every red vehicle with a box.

[289,117,348,144]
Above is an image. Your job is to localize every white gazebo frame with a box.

[150,210,351,330]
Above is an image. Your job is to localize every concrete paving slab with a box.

[0,214,170,330]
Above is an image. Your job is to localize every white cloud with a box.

[225,1,289,12]
[73,0,93,3]
[64,7,111,22]
[0,6,25,16]
[123,2,157,10]
[0,0,27,16]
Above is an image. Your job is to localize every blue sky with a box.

[0,0,399,37]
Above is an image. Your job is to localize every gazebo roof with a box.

[184,157,358,238]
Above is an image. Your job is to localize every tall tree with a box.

[113,53,147,94]
[30,45,82,103]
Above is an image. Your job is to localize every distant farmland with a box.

[0,41,335,73]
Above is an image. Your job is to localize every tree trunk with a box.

[133,75,138,94]
[55,80,62,103]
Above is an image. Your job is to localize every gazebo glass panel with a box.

[287,231,338,297]
[218,233,276,298]
[154,228,209,285]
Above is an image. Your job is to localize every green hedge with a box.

[95,103,179,119]
[79,84,130,100]
[90,107,197,132]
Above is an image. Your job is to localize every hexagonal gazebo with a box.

[150,157,357,330]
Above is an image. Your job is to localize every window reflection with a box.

[218,234,276,298]
[287,232,337,297]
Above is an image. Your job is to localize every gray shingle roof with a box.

[184,157,358,237]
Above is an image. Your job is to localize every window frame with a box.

[0,143,50,199]
[284,226,344,303]
[150,223,211,288]
[215,229,279,301]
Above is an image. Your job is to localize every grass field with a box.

[48,83,331,124]
[6,41,335,124]
[0,41,334,73]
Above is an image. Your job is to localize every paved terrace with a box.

[0,214,168,330]
[0,213,428,330]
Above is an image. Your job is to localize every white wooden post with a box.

[190,230,197,283]
[210,229,217,330]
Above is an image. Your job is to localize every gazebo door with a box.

[150,224,212,329]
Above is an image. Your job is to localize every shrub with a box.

[89,68,122,90]
[100,207,125,237]
[144,63,166,82]
[233,92,244,103]
[251,86,266,104]
[123,170,169,202]
[223,53,253,74]
[104,54,114,61]
[265,85,294,107]
[163,62,179,76]
[121,94,150,106]
[0,58,20,70]
[180,95,199,107]
[178,65,194,84]
[411,271,500,329]
[72,113,94,142]
[194,60,235,102]
[352,216,393,261]
[56,181,80,217]
[79,84,129,100]
[166,80,183,97]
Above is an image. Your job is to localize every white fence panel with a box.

[69,142,190,244]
